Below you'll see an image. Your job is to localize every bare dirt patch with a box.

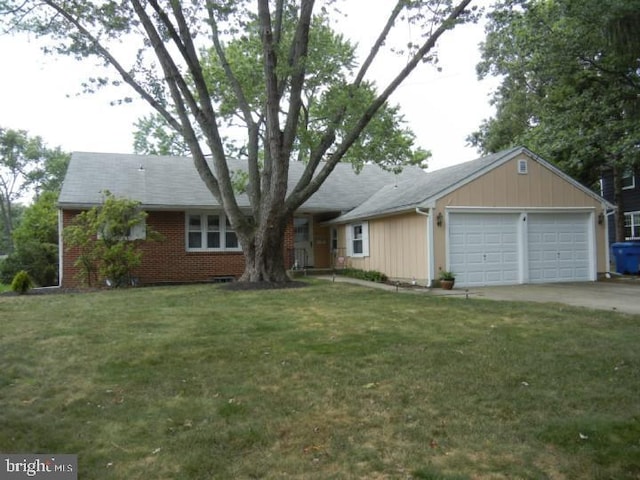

[219,280,308,291]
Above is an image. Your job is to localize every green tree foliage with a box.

[469,0,640,190]
[1,0,476,282]
[0,127,70,254]
[133,114,191,157]
[0,191,60,286]
[64,191,158,287]
[134,18,430,173]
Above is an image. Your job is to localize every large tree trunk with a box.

[238,212,290,283]
[0,197,14,254]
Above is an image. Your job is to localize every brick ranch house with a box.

[57,152,420,287]
[58,147,613,288]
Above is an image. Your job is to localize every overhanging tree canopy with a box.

[1,0,476,282]
[0,127,69,254]
[469,0,640,189]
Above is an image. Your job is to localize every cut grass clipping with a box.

[1,280,639,479]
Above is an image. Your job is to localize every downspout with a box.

[604,205,616,276]
[415,207,435,287]
[58,208,63,287]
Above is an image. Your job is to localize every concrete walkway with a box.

[316,275,640,315]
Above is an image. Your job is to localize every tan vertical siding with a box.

[432,153,608,274]
[342,212,429,283]
[439,154,599,208]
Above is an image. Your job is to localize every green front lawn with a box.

[1,281,638,479]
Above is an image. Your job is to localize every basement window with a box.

[517,159,528,175]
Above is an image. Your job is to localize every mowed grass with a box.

[1,280,639,479]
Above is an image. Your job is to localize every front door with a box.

[294,216,314,268]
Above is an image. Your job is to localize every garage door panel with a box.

[466,233,484,244]
[466,272,486,284]
[527,213,591,283]
[449,213,520,287]
[503,252,519,263]
[558,232,574,243]
[484,233,503,244]
[465,253,484,264]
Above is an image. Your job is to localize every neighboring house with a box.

[58,146,613,288]
[600,166,640,245]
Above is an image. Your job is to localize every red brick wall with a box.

[60,210,295,287]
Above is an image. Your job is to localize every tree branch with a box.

[281,0,314,160]
[206,3,262,215]
[129,0,222,203]
[39,0,182,134]
[354,0,405,86]
[285,0,473,213]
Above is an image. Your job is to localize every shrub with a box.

[11,270,34,294]
[339,268,388,283]
[0,242,58,286]
[64,191,161,287]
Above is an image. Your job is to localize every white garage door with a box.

[448,211,594,287]
[449,213,520,287]
[527,213,591,283]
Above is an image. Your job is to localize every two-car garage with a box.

[448,211,594,287]
[334,147,612,288]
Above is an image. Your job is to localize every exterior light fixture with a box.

[436,212,443,227]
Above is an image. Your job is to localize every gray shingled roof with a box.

[60,147,610,219]
[333,147,523,222]
[332,146,613,223]
[58,152,425,212]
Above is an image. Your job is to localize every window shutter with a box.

[129,219,147,240]
[361,221,369,257]
[346,224,353,256]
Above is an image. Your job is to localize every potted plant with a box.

[439,270,455,290]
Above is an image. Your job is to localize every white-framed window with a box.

[346,221,369,257]
[624,211,640,240]
[186,212,240,251]
[622,168,635,190]
[98,218,146,241]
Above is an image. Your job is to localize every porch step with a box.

[289,268,335,277]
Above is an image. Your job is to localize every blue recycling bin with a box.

[611,242,640,275]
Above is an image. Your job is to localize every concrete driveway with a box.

[471,280,640,315]
[318,275,640,315]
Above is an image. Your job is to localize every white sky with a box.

[0,0,499,172]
